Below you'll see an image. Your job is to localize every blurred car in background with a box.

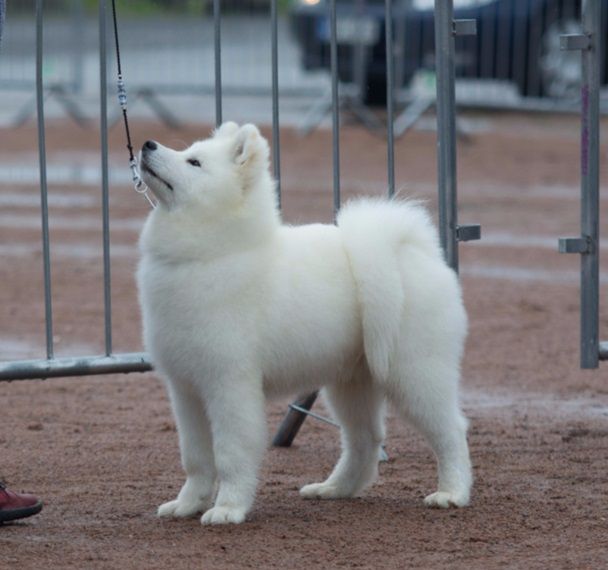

[290,0,608,104]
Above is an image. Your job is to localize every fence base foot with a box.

[12,86,89,129]
[272,391,318,447]
[298,84,383,137]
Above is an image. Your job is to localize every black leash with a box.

[110,0,156,209]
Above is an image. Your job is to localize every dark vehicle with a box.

[290,0,608,104]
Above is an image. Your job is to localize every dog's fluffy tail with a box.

[338,198,442,381]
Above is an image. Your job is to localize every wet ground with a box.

[1,114,608,568]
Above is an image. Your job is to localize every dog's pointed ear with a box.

[214,121,239,138]
[233,124,269,167]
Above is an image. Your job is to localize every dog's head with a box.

[139,122,271,217]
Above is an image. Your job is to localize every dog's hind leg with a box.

[300,368,385,499]
[157,382,217,519]
[391,361,472,508]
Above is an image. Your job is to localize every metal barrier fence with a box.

[558,0,607,369]
[273,0,482,446]
[0,0,479,377]
[0,1,604,443]
[0,0,88,127]
[0,0,151,381]
[0,2,329,128]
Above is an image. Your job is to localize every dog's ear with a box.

[233,124,269,167]
[214,121,239,138]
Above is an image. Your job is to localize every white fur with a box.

[137,122,472,526]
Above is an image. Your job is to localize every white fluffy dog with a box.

[137,122,472,525]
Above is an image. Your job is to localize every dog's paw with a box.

[157,497,210,519]
[299,482,354,500]
[423,491,469,509]
[201,506,246,525]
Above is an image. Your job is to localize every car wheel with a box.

[361,71,414,107]
[363,74,388,106]
[538,19,582,99]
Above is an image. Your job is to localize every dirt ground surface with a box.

[1,112,608,569]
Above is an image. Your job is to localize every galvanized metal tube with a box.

[352,0,366,101]
[35,0,54,360]
[271,0,281,207]
[0,353,152,382]
[71,0,85,92]
[273,1,341,447]
[330,0,340,216]
[393,3,405,97]
[434,0,459,271]
[385,0,395,197]
[99,0,113,356]
[213,0,222,127]
[579,0,600,368]
[272,392,319,447]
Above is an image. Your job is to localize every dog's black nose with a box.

[143,140,157,151]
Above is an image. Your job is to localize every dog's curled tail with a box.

[338,198,442,381]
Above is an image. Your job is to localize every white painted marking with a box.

[0,240,605,284]
[0,338,102,361]
[0,338,44,360]
[0,164,132,186]
[3,212,606,255]
[479,232,608,251]
[463,264,608,284]
[0,242,137,259]
[0,192,97,208]
[1,163,607,202]
[464,388,608,419]
[0,213,145,232]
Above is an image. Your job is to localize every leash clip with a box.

[129,157,157,209]
[111,0,156,212]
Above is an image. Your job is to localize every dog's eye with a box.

[187,158,201,167]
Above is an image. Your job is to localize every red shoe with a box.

[0,482,43,523]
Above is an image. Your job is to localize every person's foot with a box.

[0,482,43,523]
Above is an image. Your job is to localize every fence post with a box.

[213,0,222,127]
[386,0,395,197]
[434,2,480,270]
[35,0,54,360]
[558,0,601,368]
[434,0,459,271]
[273,0,342,447]
[99,0,113,356]
[270,0,281,207]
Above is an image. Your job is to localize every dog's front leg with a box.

[158,381,216,518]
[201,374,266,525]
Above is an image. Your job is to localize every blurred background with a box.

[1,0,606,129]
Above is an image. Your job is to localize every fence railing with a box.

[0,0,480,384]
[0,0,603,441]
[0,0,152,381]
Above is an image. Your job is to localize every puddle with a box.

[0,163,132,186]
[0,191,98,208]
[0,241,136,259]
[0,337,104,362]
[0,212,144,232]
[463,264,608,284]
[464,388,608,419]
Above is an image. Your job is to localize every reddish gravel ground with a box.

[1,113,608,569]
